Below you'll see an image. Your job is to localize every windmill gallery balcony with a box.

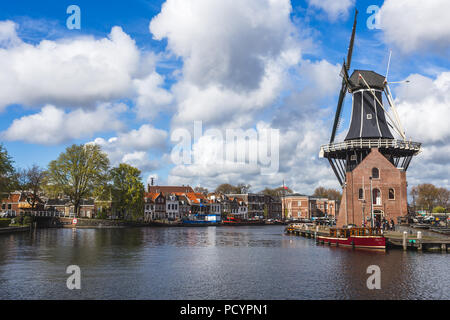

[319,138,422,158]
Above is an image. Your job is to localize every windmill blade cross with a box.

[329,9,358,144]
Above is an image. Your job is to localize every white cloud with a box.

[396,72,450,144]
[121,151,160,172]
[0,21,171,116]
[133,71,173,120]
[0,20,22,47]
[307,0,355,22]
[1,103,126,144]
[89,124,168,173]
[393,71,450,189]
[167,58,343,194]
[380,0,450,53]
[150,0,302,128]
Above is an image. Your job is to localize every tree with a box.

[194,186,209,194]
[110,163,144,221]
[16,165,47,210]
[412,184,440,212]
[215,184,237,194]
[313,187,342,200]
[47,144,110,217]
[261,186,293,197]
[432,206,446,213]
[236,183,251,194]
[436,187,449,210]
[215,183,252,194]
[0,144,15,196]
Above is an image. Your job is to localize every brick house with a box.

[144,192,166,221]
[227,193,265,219]
[264,195,282,219]
[337,148,408,227]
[282,194,339,220]
[1,191,44,216]
[282,194,310,219]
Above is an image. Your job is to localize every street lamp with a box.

[362,200,366,226]
[369,176,373,228]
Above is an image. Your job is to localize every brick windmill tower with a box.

[319,10,422,228]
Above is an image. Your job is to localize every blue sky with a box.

[0,0,449,193]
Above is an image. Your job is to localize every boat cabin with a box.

[329,227,382,238]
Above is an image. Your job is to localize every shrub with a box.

[23,216,33,226]
[432,206,446,213]
[16,215,24,225]
[0,218,12,228]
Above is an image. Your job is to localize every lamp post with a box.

[369,176,373,228]
[362,200,366,226]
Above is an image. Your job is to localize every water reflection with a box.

[0,226,448,300]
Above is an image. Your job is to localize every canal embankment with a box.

[0,226,31,235]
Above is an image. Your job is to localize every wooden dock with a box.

[285,225,450,252]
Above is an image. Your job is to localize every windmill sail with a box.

[329,9,358,143]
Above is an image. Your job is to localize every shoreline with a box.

[0,226,31,235]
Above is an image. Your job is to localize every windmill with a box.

[320,9,421,187]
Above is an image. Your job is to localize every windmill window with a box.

[350,155,357,161]
[367,114,372,120]
[389,188,395,200]
[358,188,364,200]
[372,188,381,205]
[372,168,380,179]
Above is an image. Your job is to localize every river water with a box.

[0,226,448,300]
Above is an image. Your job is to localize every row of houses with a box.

[0,191,97,218]
[1,186,339,221]
[143,186,282,222]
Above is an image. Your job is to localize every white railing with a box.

[28,211,65,217]
[320,139,421,155]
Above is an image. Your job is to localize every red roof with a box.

[148,186,194,194]
[144,192,161,202]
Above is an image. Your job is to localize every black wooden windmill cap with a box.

[348,70,386,91]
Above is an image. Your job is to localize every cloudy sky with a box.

[0,0,449,194]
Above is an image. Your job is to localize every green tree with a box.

[110,163,144,221]
[432,206,446,213]
[0,144,15,196]
[47,144,110,217]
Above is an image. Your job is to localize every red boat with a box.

[223,216,241,224]
[317,227,386,249]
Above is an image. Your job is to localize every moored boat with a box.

[317,227,386,249]
[182,214,221,226]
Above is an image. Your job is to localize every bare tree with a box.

[194,186,209,194]
[16,164,47,210]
